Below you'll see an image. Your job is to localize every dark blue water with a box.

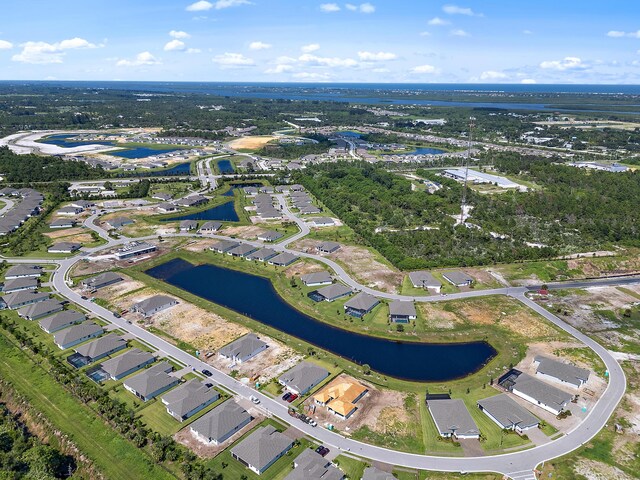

[40,134,115,148]
[16,81,640,112]
[149,162,192,176]
[217,159,235,174]
[163,201,239,222]
[111,147,181,159]
[397,147,446,155]
[336,131,362,138]
[145,258,496,382]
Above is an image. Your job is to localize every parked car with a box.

[112,312,121,318]
[318,446,329,457]
[250,395,260,404]
[282,392,292,401]
[202,369,213,377]
[204,383,214,388]
[287,394,298,403]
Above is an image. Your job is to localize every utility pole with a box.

[459,116,476,225]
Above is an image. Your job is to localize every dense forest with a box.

[0,403,75,478]
[0,147,106,182]
[296,159,639,269]
[256,134,332,159]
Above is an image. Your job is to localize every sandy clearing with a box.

[222,225,268,239]
[44,227,86,239]
[574,459,636,480]
[228,136,278,150]
[284,260,327,279]
[418,303,463,329]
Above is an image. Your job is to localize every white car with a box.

[250,395,260,404]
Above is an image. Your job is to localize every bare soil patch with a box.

[44,227,86,239]
[222,225,267,239]
[71,259,117,277]
[228,136,278,151]
[284,260,327,279]
[418,303,463,329]
[574,459,636,480]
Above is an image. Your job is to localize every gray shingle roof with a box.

[389,300,416,317]
[477,393,539,429]
[285,448,344,480]
[39,310,85,333]
[48,242,82,252]
[511,373,573,411]
[124,362,176,397]
[54,321,103,347]
[100,348,155,378]
[228,243,258,256]
[362,466,395,480]
[279,362,329,394]
[344,292,379,312]
[316,241,340,252]
[246,247,277,261]
[162,379,219,418]
[107,217,133,228]
[81,272,123,289]
[300,271,333,285]
[316,283,352,301]
[2,277,38,292]
[258,230,283,242]
[210,239,240,252]
[133,295,177,315]
[190,400,252,443]
[5,265,43,278]
[2,291,49,309]
[199,221,222,231]
[18,299,63,319]
[268,252,299,266]
[218,333,267,362]
[428,399,479,437]
[442,270,474,286]
[408,271,441,288]
[74,333,126,360]
[534,356,590,387]
[230,425,293,473]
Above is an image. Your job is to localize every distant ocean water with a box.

[3,80,640,112]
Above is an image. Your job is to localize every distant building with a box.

[115,242,157,260]
[442,270,474,287]
[300,271,333,287]
[316,241,340,254]
[48,242,82,253]
[268,252,299,266]
[81,272,123,290]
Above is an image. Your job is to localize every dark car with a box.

[319,447,330,457]
[287,393,298,403]
[282,392,292,401]
[113,312,121,318]
[204,383,214,388]
[202,369,213,377]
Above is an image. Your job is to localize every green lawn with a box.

[0,332,176,480]
[333,455,368,479]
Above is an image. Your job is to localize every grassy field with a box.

[0,331,176,480]
[333,454,368,479]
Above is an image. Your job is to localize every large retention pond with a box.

[162,201,239,222]
[146,258,496,382]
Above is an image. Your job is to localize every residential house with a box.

[300,271,333,287]
[49,218,77,229]
[284,448,344,480]
[132,295,178,318]
[210,239,240,253]
[70,200,95,209]
[230,425,294,475]
[309,217,334,227]
[175,195,208,208]
[1,291,50,310]
[316,241,340,254]
[4,265,43,279]
[17,299,63,320]
[246,247,278,262]
[279,362,330,395]
[344,293,379,317]
[39,310,85,334]
[227,243,258,258]
[299,205,321,215]
[106,217,134,230]
[218,333,268,364]
[2,277,38,294]
[115,241,157,260]
[54,322,103,350]
[123,362,179,402]
[267,252,299,267]
[152,192,173,201]
[100,348,155,381]
[427,399,480,439]
[156,202,178,213]
[477,394,539,433]
[442,271,474,287]
[533,356,591,389]
[407,271,442,293]
[257,230,283,242]
[199,221,222,233]
[48,242,82,254]
[313,378,368,420]
[81,272,123,290]
[57,206,83,216]
[179,220,198,232]
[508,372,573,415]
[162,379,220,421]
[313,284,352,302]
[190,400,253,446]
[74,334,127,363]
[388,301,417,323]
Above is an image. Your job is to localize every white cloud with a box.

[412,64,440,74]
[249,41,272,50]
[442,4,480,16]
[186,0,251,11]
[419,31,431,37]
[479,70,507,80]
[186,48,202,54]
[320,3,340,12]
[12,37,97,64]
[301,43,320,53]
[276,55,298,64]
[0,40,13,50]
[428,17,449,26]
[293,72,330,80]
[212,52,254,67]
[170,30,191,39]
[116,51,161,67]
[451,29,470,37]
[164,39,186,51]
[298,53,358,67]
[607,30,640,38]
[359,3,375,13]
[265,64,293,74]
[540,56,586,70]
[521,78,537,84]
[357,51,396,61]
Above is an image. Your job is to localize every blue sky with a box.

[1,0,640,83]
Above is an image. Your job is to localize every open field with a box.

[228,135,279,151]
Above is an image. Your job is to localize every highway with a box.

[0,187,630,479]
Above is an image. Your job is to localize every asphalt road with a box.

[1,187,631,479]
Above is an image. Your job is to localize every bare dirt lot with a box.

[227,136,278,151]
[71,259,118,277]
[222,225,268,239]
[44,227,86,239]
[284,260,327,279]
[292,239,402,293]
